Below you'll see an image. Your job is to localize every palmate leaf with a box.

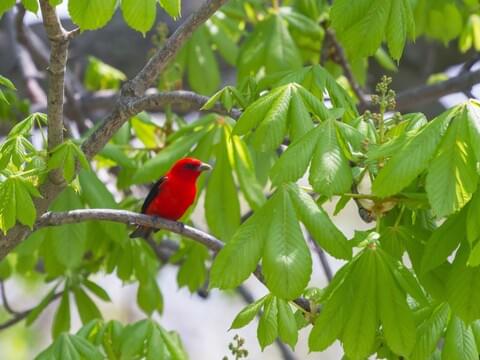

[426,109,478,217]
[212,183,349,299]
[331,0,414,59]
[372,107,455,197]
[271,119,353,197]
[309,247,417,358]
[238,14,302,80]
[265,65,359,121]
[234,83,330,152]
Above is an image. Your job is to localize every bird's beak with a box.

[198,162,212,171]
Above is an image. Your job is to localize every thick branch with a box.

[395,68,480,111]
[125,0,229,97]
[35,209,311,312]
[40,0,68,153]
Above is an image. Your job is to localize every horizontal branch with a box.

[36,209,311,312]
[395,68,480,111]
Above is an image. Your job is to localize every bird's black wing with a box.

[141,176,167,214]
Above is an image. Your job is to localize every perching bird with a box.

[129,157,212,238]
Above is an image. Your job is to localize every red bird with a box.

[129,157,212,238]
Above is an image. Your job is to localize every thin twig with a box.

[0,281,21,316]
[308,236,333,282]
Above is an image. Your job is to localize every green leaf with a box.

[308,273,350,351]
[159,327,188,360]
[230,295,267,329]
[373,108,454,197]
[186,26,220,95]
[410,303,450,360]
[447,248,480,323]
[120,320,150,358]
[262,188,312,299]
[277,299,298,349]
[232,136,266,210]
[52,291,71,338]
[14,178,37,228]
[270,126,321,186]
[257,296,278,350]
[9,113,47,137]
[376,251,416,356]
[74,287,102,324]
[0,0,15,18]
[137,278,163,315]
[83,280,111,302]
[21,0,38,13]
[0,179,16,234]
[205,127,240,241]
[159,0,181,18]
[309,119,353,196]
[177,243,208,292]
[210,208,267,289]
[68,0,117,30]
[26,285,59,325]
[146,326,168,360]
[0,74,15,90]
[287,184,351,260]
[386,0,415,59]
[421,210,466,274]
[121,0,157,34]
[341,249,377,359]
[426,110,478,217]
[238,15,302,79]
[331,0,414,59]
[465,100,480,163]
[442,316,479,360]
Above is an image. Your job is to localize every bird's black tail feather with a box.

[129,226,152,239]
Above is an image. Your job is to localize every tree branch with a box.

[124,0,229,97]
[394,68,480,112]
[82,0,229,159]
[39,0,68,162]
[35,209,311,313]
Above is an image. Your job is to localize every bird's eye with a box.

[184,163,198,170]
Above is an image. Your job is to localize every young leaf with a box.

[74,287,102,324]
[52,291,71,338]
[257,296,278,350]
[0,179,16,234]
[230,295,268,329]
[277,299,298,349]
[83,280,111,302]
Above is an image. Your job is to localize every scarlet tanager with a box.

[129,157,212,238]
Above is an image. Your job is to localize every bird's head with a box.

[168,157,212,181]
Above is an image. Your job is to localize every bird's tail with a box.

[129,226,152,239]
